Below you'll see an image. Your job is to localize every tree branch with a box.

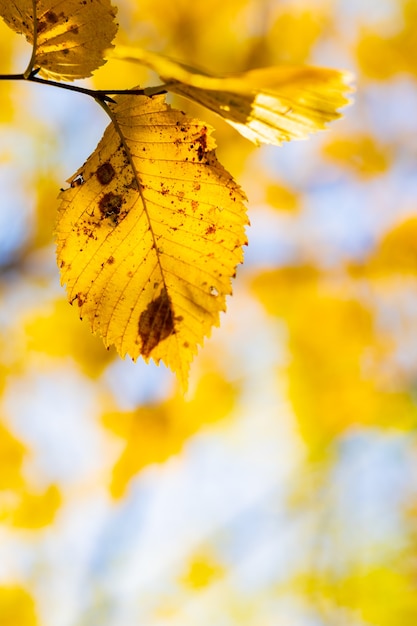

[0,71,168,104]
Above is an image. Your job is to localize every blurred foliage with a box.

[1,0,417,625]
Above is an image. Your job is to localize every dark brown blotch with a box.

[96,162,116,185]
[45,10,58,24]
[196,126,208,161]
[138,287,175,357]
[99,192,123,218]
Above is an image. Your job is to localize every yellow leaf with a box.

[266,182,300,212]
[267,9,326,64]
[25,298,115,378]
[0,421,26,491]
[253,270,417,453]
[356,0,417,80]
[350,217,417,278]
[0,585,38,626]
[0,0,118,81]
[110,47,353,145]
[298,567,417,626]
[56,93,248,388]
[180,552,225,589]
[10,484,61,529]
[103,372,237,497]
[322,134,391,178]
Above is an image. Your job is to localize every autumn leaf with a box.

[56,92,248,388]
[110,47,353,145]
[322,133,391,178]
[103,372,237,497]
[0,586,38,626]
[0,0,118,80]
[349,217,417,278]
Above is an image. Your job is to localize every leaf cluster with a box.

[0,0,352,387]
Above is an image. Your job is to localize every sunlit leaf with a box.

[180,551,225,589]
[357,0,417,80]
[0,0,118,80]
[0,585,38,626]
[267,9,326,64]
[265,182,300,212]
[322,134,391,177]
[110,47,353,145]
[296,566,417,626]
[0,421,26,491]
[253,269,417,452]
[25,298,115,377]
[349,217,417,278]
[56,93,248,387]
[10,483,61,529]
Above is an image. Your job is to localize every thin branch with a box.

[0,71,169,103]
[0,74,25,81]
[23,0,38,78]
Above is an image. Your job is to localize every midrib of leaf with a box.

[97,97,181,354]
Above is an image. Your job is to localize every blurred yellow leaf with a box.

[268,10,326,64]
[251,265,321,318]
[350,217,417,277]
[299,566,417,626]
[0,585,38,626]
[9,484,61,529]
[103,373,237,498]
[265,182,300,212]
[56,93,248,388]
[180,552,225,589]
[322,134,391,177]
[110,47,353,146]
[25,298,115,377]
[0,0,118,80]
[0,421,26,491]
[253,269,417,452]
[0,420,61,529]
[0,20,17,122]
[357,0,417,79]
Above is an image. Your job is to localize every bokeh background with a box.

[1,0,417,624]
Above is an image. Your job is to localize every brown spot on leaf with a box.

[70,292,85,307]
[138,287,175,357]
[96,162,115,185]
[107,256,115,265]
[206,225,216,235]
[45,10,58,24]
[197,126,208,161]
[99,192,123,219]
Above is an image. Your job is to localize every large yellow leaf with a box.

[110,47,353,145]
[0,0,118,81]
[56,93,248,387]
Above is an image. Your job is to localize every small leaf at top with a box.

[56,92,248,388]
[110,47,354,146]
[0,0,118,81]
